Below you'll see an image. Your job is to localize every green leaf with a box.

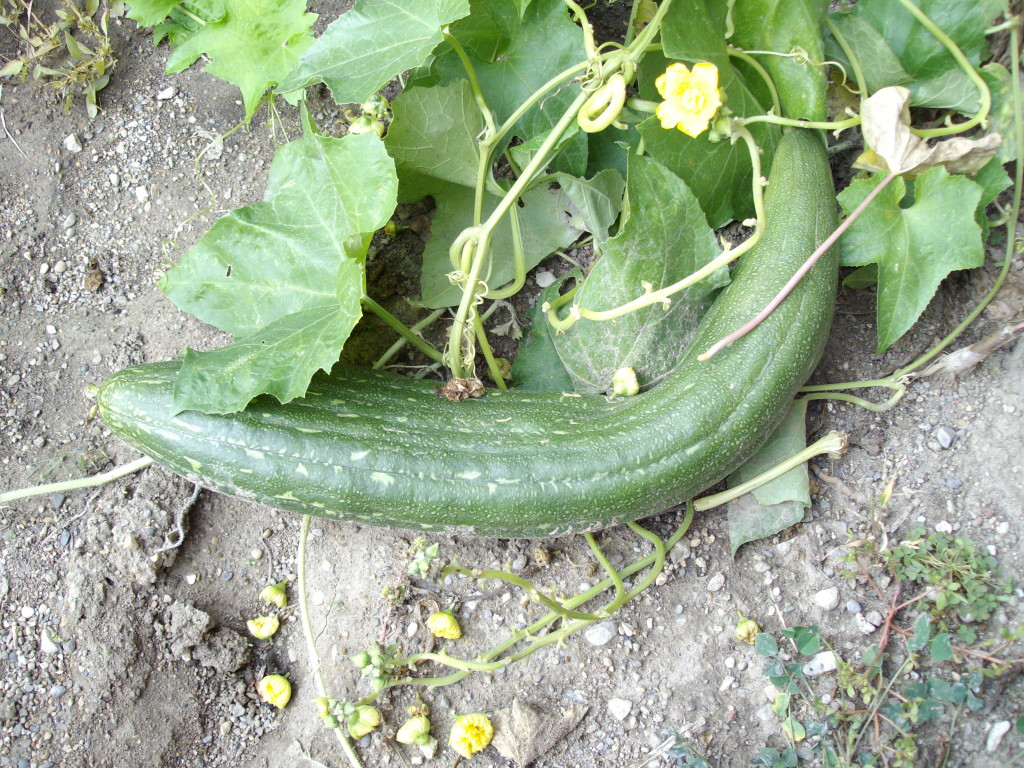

[125,0,183,27]
[636,56,780,227]
[163,132,397,337]
[557,169,625,243]
[825,14,912,94]
[384,80,486,200]
[969,156,1012,237]
[164,0,316,119]
[908,613,931,651]
[755,632,779,657]
[837,168,984,353]
[421,0,587,175]
[728,400,811,555]
[730,0,829,121]
[848,0,1001,81]
[162,132,397,413]
[277,0,470,103]
[782,626,821,656]
[929,633,953,662]
[907,67,983,113]
[172,263,363,414]
[842,264,878,290]
[983,63,1020,162]
[510,271,579,392]
[552,154,727,394]
[661,0,730,70]
[780,718,806,743]
[418,180,578,308]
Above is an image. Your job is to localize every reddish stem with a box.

[699,170,900,361]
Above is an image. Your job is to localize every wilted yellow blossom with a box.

[735,612,761,644]
[259,579,289,608]
[348,705,381,739]
[449,713,493,759]
[247,615,280,640]
[396,714,432,746]
[426,610,462,640]
[655,62,722,138]
[256,674,291,709]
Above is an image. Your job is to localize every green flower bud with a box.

[396,714,432,746]
[735,612,761,644]
[259,579,289,608]
[347,705,381,740]
[350,651,372,668]
[612,367,639,397]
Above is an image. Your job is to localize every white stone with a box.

[534,270,556,288]
[39,629,60,654]
[63,133,82,153]
[802,651,837,677]
[135,186,150,203]
[706,573,726,592]
[986,721,1011,753]
[156,86,177,100]
[855,612,878,635]
[935,520,954,534]
[584,621,615,646]
[608,698,632,721]
[813,587,840,611]
[719,676,735,691]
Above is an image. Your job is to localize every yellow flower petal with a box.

[654,61,723,138]
[449,713,493,759]
[256,674,291,709]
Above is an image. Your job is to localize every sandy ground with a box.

[1,3,1023,768]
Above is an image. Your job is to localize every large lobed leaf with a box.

[161,0,317,119]
[552,154,728,394]
[838,167,984,354]
[277,0,470,104]
[161,132,398,413]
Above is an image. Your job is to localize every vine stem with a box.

[545,122,767,332]
[698,170,899,361]
[0,455,154,504]
[297,515,365,768]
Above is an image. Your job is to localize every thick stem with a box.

[362,295,444,364]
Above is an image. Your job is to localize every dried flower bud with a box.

[247,615,280,640]
[449,713,493,759]
[426,610,462,640]
[256,674,291,709]
[259,580,289,608]
[347,705,381,740]
[735,612,761,644]
[396,714,432,746]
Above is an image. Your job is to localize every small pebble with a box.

[219,720,232,737]
[52,260,67,274]
[156,86,178,100]
[845,599,862,614]
[584,622,615,647]
[935,521,953,534]
[864,610,884,626]
[719,676,735,691]
[534,270,556,288]
[39,630,60,655]
[135,186,150,203]
[109,172,121,186]
[856,613,878,635]
[185,574,198,585]
[935,425,957,449]
[607,698,632,721]
[706,573,726,592]
[986,720,1011,753]
[802,651,837,677]
[63,133,82,153]
[813,587,840,611]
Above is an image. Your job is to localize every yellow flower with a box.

[655,62,722,138]
[396,714,432,746]
[735,612,761,644]
[247,615,280,640]
[426,610,462,640]
[348,705,381,740]
[256,674,291,709]
[259,579,289,608]
[449,713,493,759]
